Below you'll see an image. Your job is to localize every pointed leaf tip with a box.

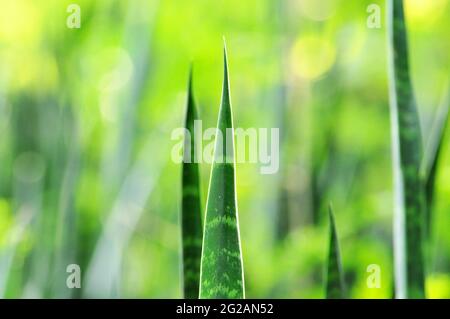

[181,67,203,299]
[326,204,346,299]
[188,66,193,95]
[223,44,229,80]
[199,46,244,299]
[328,202,333,217]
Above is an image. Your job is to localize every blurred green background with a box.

[0,0,449,298]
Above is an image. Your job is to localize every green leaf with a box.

[181,68,203,299]
[199,43,245,299]
[325,204,346,299]
[420,86,450,240]
[387,0,426,299]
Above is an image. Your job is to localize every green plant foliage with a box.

[2,0,450,300]
[181,69,203,299]
[325,204,346,299]
[421,88,450,240]
[387,0,425,299]
[199,44,245,299]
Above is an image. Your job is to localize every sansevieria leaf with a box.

[199,43,245,299]
[181,69,203,298]
[387,0,425,298]
[325,204,346,299]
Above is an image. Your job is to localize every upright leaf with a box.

[387,0,425,298]
[325,204,346,299]
[199,44,245,299]
[181,69,203,299]
[420,87,449,240]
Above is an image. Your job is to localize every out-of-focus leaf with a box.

[387,0,425,299]
[420,86,449,239]
[325,204,346,299]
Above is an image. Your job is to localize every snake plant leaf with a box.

[420,87,450,240]
[199,43,245,299]
[181,68,203,299]
[387,0,425,299]
[325,204,346,299]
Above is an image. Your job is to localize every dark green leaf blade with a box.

[199,44,245,299]
[387,0,426,299]
[182,68,203,299]
[325,204,346,299]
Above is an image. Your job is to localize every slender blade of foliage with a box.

[325,204,346,299]
[83,118,173,298]
[387,0,425,299]
[181,69,203,299]
[420,86,450,240]
[199,44,245,299]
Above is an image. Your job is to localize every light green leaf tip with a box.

[325,203,346,299]
[199,41,245,299]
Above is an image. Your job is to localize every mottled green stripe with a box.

[199,44,245,299]
[181,68,203,299]
[325,205,346,299]
[388,0,425,299]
